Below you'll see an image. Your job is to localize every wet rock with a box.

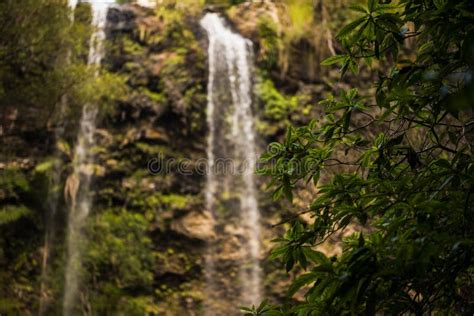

[227,1,282,42]
[171,211,216,240]
[107,5,138,33]
[141,127,169,143]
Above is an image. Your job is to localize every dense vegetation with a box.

[251,0,474,314]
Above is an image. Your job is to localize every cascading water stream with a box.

[69,0,79,12]
[201,13,263,313]
[38,2,79,314]
[63,1,112,314]
[136,0,156,7]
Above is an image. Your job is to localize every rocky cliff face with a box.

[96,4,291,314]
[95,4,209,313]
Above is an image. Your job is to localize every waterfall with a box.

[201,13,263,312]
[38,1,80,314]
[136,0,156,8]
[63,1,112,314]
[69,0,78,11]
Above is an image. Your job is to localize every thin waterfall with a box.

[38,1,78,314]
[136,0,156,7]
[63,1,112,314]
[201,12,263,312]
[69,0,79,12]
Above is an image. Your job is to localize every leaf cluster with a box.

[254,0,474,314]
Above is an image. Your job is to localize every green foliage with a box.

[85,209,155,314]
[0,1,126,311]
[158,193,193,209]
[0,168,43,226]
[118,36,145,57]
[119,296,161,315]
[0,1,75,124]
[141,87,166,104]
[0,205,32,226]
[241,300,282,316]
[0,167,45,312]
[255,74,314,137]
[0,169,29,198]
[0,0,74,107]
[76,69,127,116]
[0,298,22,314]
[156,0,204,33]
[257,17,281,69]
[0,0,126,134]
[257,0,474,314]
[257,78,299,122]
[254,0,359,78]
[284,0,314,41]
